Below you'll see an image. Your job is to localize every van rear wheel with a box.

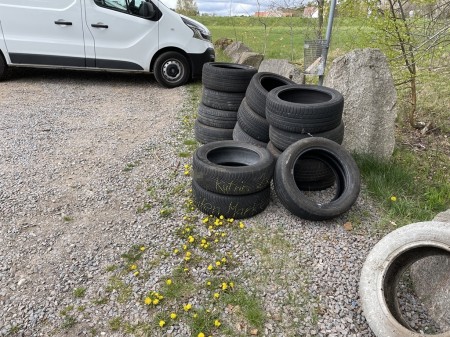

[154,51,190,88]
[0,54,8,81]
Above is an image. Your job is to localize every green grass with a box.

[73,287,86,298]
[223,289,265,330]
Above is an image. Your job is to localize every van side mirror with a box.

[140,1,156,19]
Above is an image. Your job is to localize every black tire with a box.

[202,62,257,93]
[153,51,190,88]
[201,87,245,111]
[266,85,344,133]
[294,158,336,191]
[232,122,267,148]
[192,140,275,195]
[269,121,345,151]
[237,98,270,142]
[194,120,233,144]
[197,104,237,129]
[359,221,450,337]
[266,141,281,159]
[0,53,8,81]
[273,138,360,220]
[245,72,295,117]
[192,179,270,219]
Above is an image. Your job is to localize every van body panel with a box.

[0,0,214,86]
[1,0,86,64]
[83,0,158,71]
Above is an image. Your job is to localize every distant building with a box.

[303,6,319,18]
[254,10,293,17]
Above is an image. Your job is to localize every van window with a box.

[94,0,150,16]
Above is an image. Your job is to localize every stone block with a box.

[237,52,264,69]
[324,48,397,158]
[410,209,450,331]
[224,42,252,63]
[258,59,305,84]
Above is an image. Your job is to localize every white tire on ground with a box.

[359,221,450,337]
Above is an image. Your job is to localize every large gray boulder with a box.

[258,59,305,84]
[237,52,264,69]
[411,209,450,330]
[224,41,252,63]
[324,48,397,158]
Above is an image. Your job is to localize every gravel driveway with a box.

[0,69,390,337]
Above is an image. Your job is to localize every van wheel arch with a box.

[151,48,191,87]
[0,50,9,81]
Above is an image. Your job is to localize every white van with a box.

[0,0,215,87]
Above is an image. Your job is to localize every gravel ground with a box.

[0,68,440,337]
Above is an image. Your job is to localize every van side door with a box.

[1,0,86,67]
[83,0,160,71]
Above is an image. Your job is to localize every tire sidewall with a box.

[274,138,360,220]
[359,221,450,337]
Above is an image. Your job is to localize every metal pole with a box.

[318,0,337,86]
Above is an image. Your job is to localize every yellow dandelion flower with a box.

[140,246,146,251]
[184,164,190,169]
[198,333,205,337]
[229,282,234,288]
[183,303,192,311]
[159,320,166,327]
[214,319,221,327]
[193,313,198,318]
[184,256,191,261]
[170,312,177,319]
[130,264,137,270]
[221,257,227,263]
[174,248,179,254]
[158,294,164,300]
[228,218,234,222]
[183,244,188,250]
[188,236,195,243]
[221,232,226,237]
[213,292,220,299]
[186,251,192,257]
[219,215,224,220]
[201,239,207,244]
[215,261,221,267]
[206,281,211,286]
[204,243,209,249]
[239,222,245,229]
[207,264,213,271]
[184,170,190,175]
[144,297,152,305]
[221,282,228,291]
[202,217,209,223]
[134,271,140,277]
[153,298,159,305]
[166,279,172,285]
[390,195,397,202]
[214,239,219,243]
[184,267,189,272]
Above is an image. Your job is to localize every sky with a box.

[162,0,271,16]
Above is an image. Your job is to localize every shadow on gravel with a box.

[7,67,158,85]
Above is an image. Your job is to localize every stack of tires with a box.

[265,85,345,191]
[233,72,295,148]
[191,141,275,219]
[195,63,257,144]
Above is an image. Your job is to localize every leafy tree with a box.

[176,0,198,16]
[341,0,450,128]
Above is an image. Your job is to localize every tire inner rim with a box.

[383,245,450,332]
[163,60,182,82]
[294,150,345,202]
[207,147,260,167]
